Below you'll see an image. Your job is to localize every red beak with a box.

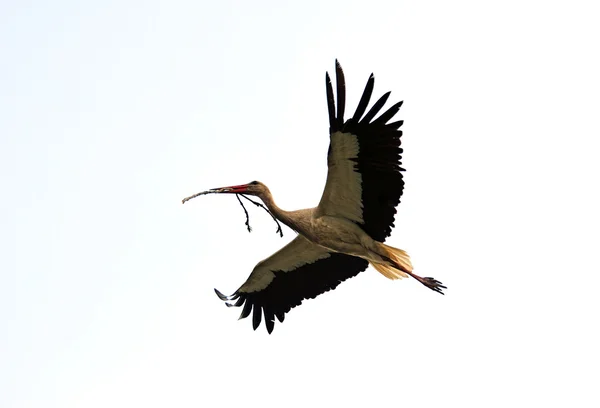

[209,183,250,194]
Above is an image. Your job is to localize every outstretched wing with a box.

[215,235,368,333]
[316,60,405,242]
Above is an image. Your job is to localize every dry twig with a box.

[238,194,283,237]
[181,189,283,237]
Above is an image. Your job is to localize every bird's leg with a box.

[403,270,446,295]
[376,244,446,295]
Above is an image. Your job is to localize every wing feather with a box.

[352,74,374,122]
[361,91,391,124]
[335,60,345,129]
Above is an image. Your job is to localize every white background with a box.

[2,1,599,407]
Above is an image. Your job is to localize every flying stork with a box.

[184,61,445,333]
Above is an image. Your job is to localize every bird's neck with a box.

[259,192,296,230]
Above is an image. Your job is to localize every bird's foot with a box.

[415,276,446,295]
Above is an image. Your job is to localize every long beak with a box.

[208,183,250,194]
[182,183,250,204]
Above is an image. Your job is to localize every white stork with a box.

[185,61,445,333]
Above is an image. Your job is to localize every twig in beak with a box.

[238,194,283,237]
[182,189,222,204]
[236,194,252,233]
[181,189,283,237]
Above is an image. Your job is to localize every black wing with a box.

[215,236,368,333]
[317,60,405,242]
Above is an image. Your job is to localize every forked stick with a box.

[182,190,283,237]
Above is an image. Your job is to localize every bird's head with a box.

[208,180,268,197]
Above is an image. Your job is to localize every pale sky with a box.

[3,1,600,407]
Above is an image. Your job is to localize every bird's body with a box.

[184,61,445,333]
[250,187,384,265]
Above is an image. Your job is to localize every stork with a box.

[183,61,445,333]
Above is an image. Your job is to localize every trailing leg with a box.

[372,242,446,294]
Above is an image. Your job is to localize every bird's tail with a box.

[370,243,413,280]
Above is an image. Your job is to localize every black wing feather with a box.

[387,120,404,130]
[351,74,374,122]
[361,91,391,124]
[252,304,262,330]
[239,300,252,320]
[373,101,403,126]
[276,311,285,323]
[335,60,345,129]
[264,306,275,334]
[325,73,337,133]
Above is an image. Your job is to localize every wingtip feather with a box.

[326,72,336,131]
[352,73,375,122]
[252,306,262,330]
[214,288,230,300]
[335,60,346,127]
